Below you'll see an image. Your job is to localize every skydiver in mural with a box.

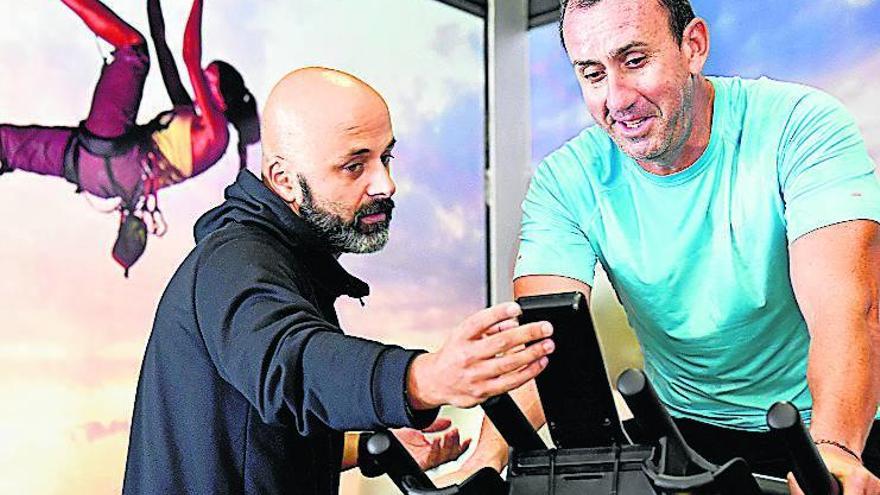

[0,0,259,276]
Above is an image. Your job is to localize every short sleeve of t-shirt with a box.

[514,154,598,286]
[779,89,880,242]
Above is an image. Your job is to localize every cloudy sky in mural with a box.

[0,1,484,493]
[1,0,877,493]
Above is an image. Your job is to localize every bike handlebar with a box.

[481,394,546,452]
[368,377,841,495]
[364,430,436,493]
[766,401,842,495]
[617,368,696,476]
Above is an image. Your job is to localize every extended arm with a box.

[195,238,555,441]
[194,239,437,435]
[789,219,880,489]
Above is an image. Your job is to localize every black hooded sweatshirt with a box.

[123,170,437,494]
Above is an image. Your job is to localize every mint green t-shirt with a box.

[516,76,880,430]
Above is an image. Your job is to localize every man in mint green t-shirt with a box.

[461,0,880,491]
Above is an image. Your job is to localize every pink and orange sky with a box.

[1,1,485,493]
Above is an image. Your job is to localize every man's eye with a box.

[343,163,364,174]
[583,70,605,83]
[625,56,647,68]
[381,153,395,166]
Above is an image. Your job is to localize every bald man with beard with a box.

[122,67,556,495]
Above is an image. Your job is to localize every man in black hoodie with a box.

[122,67,556,494]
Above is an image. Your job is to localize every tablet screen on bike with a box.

[517,291,628,448]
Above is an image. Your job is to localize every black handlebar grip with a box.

[401,475,461,495]
[365,431,436,493]
[401,467,508,495]
[481,394,546,451]
[617,368,691,475]
[766,401,842,495]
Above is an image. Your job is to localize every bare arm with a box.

[789,219,880,489]
[457,276,593,473]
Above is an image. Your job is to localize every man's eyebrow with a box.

[337,137,397,161]
[572,41,649,68]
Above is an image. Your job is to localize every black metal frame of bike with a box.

[360,292,840,495]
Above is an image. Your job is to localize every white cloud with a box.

[815,52,880,162]
[251,0,484,130]
[433,204,468,241]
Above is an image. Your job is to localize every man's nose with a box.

[605,72,639,117]
[366,161,396,198]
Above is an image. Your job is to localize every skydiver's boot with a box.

[60,0,145,49]
[0,124,71,178]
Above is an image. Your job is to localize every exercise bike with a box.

[361,292,841,495]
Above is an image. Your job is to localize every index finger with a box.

[459,302,522,340]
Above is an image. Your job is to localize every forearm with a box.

[509,378,548,433]
[466,380,547,471]
[182,0,203,70]
[789,220,880,456]
[807,314,880,453]
[467,416,508,471]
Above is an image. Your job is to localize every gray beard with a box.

[297,175,392,254]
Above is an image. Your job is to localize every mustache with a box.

[355,198,395,221]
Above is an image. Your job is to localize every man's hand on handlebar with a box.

[392,417,472,472]
[788,446,880,495]
[406,302,555,410]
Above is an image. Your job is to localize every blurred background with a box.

[0,0,877,493]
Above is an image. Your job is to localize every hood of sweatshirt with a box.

[194,169,369,299]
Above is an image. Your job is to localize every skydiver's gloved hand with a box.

[406,302,554,410]
[392,417,472,471]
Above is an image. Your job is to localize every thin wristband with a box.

[814,439,863,463]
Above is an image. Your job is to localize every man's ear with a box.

[680,17,710,75]
[265,159,302,206]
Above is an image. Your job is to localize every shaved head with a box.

[260,67,397,253]
[261,67,389,180]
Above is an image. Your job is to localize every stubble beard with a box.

[608,76,696,169]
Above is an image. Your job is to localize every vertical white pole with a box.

[486,0,531,304]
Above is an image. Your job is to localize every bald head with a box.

[259,67,397,253]
[261,67,390,177]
